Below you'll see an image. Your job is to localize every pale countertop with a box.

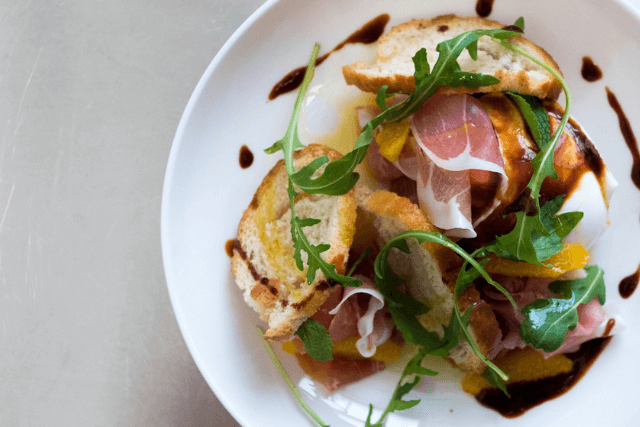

[4,1,640,426]
[0,0,264,425]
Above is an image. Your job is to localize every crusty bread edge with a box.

[343,14,563,100]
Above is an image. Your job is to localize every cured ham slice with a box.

[310,277,394,358]
[482,275,606,359]
[294,353,385,392]
[410,94,506,238]
[328,275,394,357]
[358,106,405,182]
[359,94,506,237]
[298,277,392,391]
[410,94,505,173]
[416,151,474,237]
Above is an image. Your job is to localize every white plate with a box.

[161,0,640,425]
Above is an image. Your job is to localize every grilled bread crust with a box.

[355,186,501,373]
[232,145,357,341]
[343,14,562,100]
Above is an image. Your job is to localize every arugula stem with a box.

[492,38,572,197]
[376,232,511,382]
[285,44,320,177]
[371,374,418,427]
[452,248,509,382]
[257,327,330,427]
[453,259,509,382]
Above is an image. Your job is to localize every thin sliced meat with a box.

[409,94,506,238]
[544,297,605,357]
[329,275,393,357]
[410,94,504,173]
[416,151,474,237]
[394,135,420,180]
[359,105,404,182]
[482,275,606,358]
[311,285,347,332]
[295,353,385,392]
[309,276,394,358]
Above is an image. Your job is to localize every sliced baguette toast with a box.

[355,186,501,373]
[232,145,357,341]
[343,14,562,99]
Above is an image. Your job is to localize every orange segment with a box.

[377,119,411,162]
[282,335,402,363]
[461,347,573,395]
[484,243,589,278]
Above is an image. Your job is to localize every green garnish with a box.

[265,44,361,288]
[482,366,510,397]
[294,318,334,362]
[375,231,515,353]
[346,247,374,277]
[261,16,607,423]
[505,91,551,149]
[520,265,606,352]
[365,347,438,427]
[257,326,330,427]
[489,37,574,266]
[266,26,524,199]
[486,195,584,264]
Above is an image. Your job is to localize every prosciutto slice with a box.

[310,277,394,358]
[357,106,404,183]
[298,277,392,391]
[416,151,474,236]
[410,94,506,238]
[295,354,385,392]
[482,275,606,359]
[328,275,394,357]
[359,94,506,237]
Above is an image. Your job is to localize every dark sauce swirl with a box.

[269,14,390,100]
[581,56,603,82]
[476,337,612,417]
[606,87,640,190]
[475,0,495,18]
[619,264,640,299]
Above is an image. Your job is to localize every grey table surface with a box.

[0,0,265,425]
[4,0,640,426]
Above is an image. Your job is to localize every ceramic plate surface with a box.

[161,0,640,425]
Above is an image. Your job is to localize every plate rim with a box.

[160,1,280,425]
[160,0,640,426]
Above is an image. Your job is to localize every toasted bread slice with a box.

[355,186,501,373]
[232,145,357,341]
[343,14,562,99]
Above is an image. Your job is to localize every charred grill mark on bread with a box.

[232,145,357,341]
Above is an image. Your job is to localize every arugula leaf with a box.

[374,231,515,382]
[375,85,392,112]
[265,45,361,287]
[284,23,525,197]
[294,318,333,362]
[491,37,573,266]
[486,195,583,263]
[506,91,550,149]
[531,195,583,261]
[257,326,330,427]
[482,366,510,397]
[453,257,509,381]
[346,247,374,277]
[520,265,606,352]
[287,183,362,287]
[365,347,438,427]
[515,16,525,31]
